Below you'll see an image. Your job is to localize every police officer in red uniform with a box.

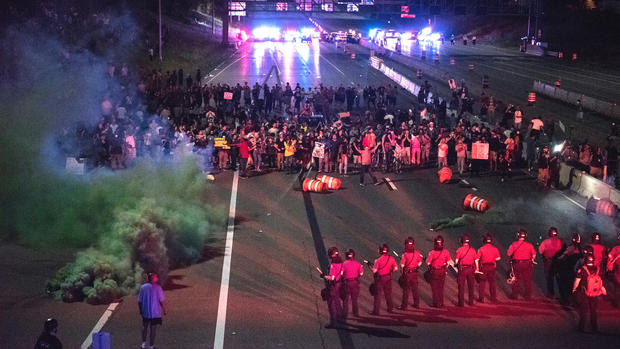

[322,247,344,328]
[507,229,537,300]
[455,234,476,306]
[607,243,620,307]
[341,249,363,318]
[427,236,452,308]
[398,237,423,310]
[538,227,563,298]
[371,244,398,315]
[573,254,607,332]
[475,234,501,303]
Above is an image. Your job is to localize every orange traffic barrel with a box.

[554,80,561,88]
[416,69,422,79]
[468,63,475,71]
[572,53,577,61]
[351,53,356,59]
[558,52,563,59]
[586,198,618,217]
[438,167,452,183]
[315,174,341,190]
[303,178,327,193]
[528,92,536,104]
[463,194,490,212]
[450,57,455,65]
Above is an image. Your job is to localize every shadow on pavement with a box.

[298,171,356,349]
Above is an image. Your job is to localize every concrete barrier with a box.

[559,163,620,207]
[533,80,619,120]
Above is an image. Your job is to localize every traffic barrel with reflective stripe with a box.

[572,53,577,61]
[463,194,490,212]
[438,167,453,183]
[303,178,327,193]
[351,53,356,59]
[554,79,561,88]
[416,69,423,79]
[434,53,440,63]
[528,92,536,105]
[468,63,475,71]
[586,197,618,217]
[315,174,341,190]
[450,57,455,65]
[558,52,563,59]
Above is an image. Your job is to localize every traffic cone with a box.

[463,194,490,212]
[303,178,327,193]
[315,174,342,190]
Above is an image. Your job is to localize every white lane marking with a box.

[214,170,239,349]
[384,177,398,191]
[461,179,470,185]
[460,179,478,191]
[80,302,120,349]
[557,191,586,210]
[319,52,345,76]
[205,56,246,85]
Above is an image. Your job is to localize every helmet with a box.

[461,234,471,244]
[592,232,601,243]
[585,254,595,267]
[572,233,582,245]
[434,235,444,250]
[483,234,493,244]
[44,318,58,333]
[583,245,593,256]
[517,229,527,240]
[548,227,558,237]
[346,249,355,259]
[327,247,339,258]
[379,244,389,254]
[404,237,415,252]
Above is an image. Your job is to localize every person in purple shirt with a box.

[138,273,167,349]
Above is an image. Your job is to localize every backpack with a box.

[583,267,604,297]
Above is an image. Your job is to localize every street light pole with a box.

[159,0,163,61]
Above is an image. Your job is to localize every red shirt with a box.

[400,251,423,271]
[239,140,250,159]
[539,236,562,259]
[507,240,536,260]
[455,245,476,266]
[327,262,343,281]
[373,255,398,276]
[342,260,363,279]
[427,249,451,268]
[476,244,501,265]
[591,244,605,266]
[609,246,620,268]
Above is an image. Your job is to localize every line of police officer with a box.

[319,228,620,332]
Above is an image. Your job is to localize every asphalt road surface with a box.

[2,24,620,349]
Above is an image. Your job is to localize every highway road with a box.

[2,23,620,349]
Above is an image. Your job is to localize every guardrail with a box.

[533,80,620,119]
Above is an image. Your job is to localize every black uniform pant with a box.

[612,269,620,307]
[373,274,393,314]
[400,271,419,308]
[458,266,475,306]
[511,261,533,300]
[327,282,344,325]
[478,264,497,302]
[430,267,447,307]
[343,279,360,318]
[577,292,598,331]
[360,164,378,184]
[543,257,559,297]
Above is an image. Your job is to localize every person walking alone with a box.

[139,272,167,349]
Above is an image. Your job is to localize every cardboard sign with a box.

[214,137,230,149]
[66,157,85,175]
[224,92,233,100]
[471,142,489,160]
